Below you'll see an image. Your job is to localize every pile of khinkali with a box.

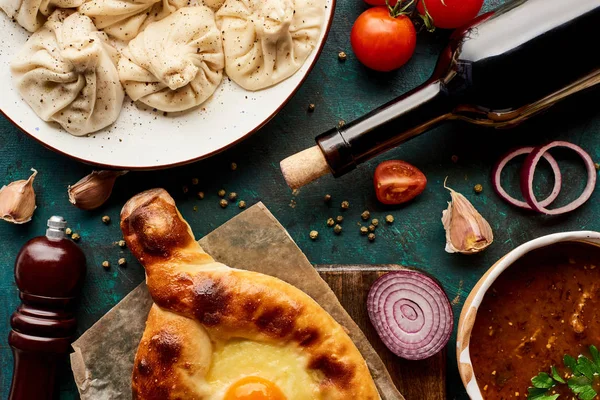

[3,0,325,135]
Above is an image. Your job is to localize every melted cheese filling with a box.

[205,339,320,399]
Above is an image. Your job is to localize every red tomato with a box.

[374,160,427,205]
[417,0,484,29]
[350,7,416,72]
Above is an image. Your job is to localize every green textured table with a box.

[2,0,600,398]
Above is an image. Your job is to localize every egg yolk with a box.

[224,376,287,400]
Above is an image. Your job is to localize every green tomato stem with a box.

[387,0,415,18]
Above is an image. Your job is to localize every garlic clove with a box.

[68,170,127,210]
[441,181,493,255]
[0,168,38,224]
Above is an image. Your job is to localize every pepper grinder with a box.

[8,216,86,400]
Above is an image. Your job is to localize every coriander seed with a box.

[182,185,189,194]
[228,192,237,201]
[385,215,394,224]
[191,178,199,185]
[324,194,332,203]
[334,224,342,234]
[197,191,205,199]
[71,233,80,242]
[118,240,126,248]
[595,162,600,171]
[369,225,376,232]
[102,261,110,269]
[193,206,198,212]
[327,218,335,227]
[231,162,237,171]
[218,189,226,197]
[341,200,349,210]
[338,51,347,61]
[238,200,246,209]
[368,233,375,242]
[371,218,379,227]
[474,184,483,194]
[308,103,315,112]
[361,210,370,220]
[335,215,344,223]
[309,230,319,240]
[219,199,228,208]
[65,227,72,235]
[360,226,368,235]
[118,258,127,267]
[338,120,345,128]
[101,215,110,224]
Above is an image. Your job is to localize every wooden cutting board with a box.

[317,265,446,400]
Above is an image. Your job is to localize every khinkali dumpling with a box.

[0,0,83,32]
[10,11,124,136]
[200,0,224,12]
[118,7,224,112]
[215,0,325,91]
[78,0,186,41]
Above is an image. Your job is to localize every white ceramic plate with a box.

[0,4,334,169]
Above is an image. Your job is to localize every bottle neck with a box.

[316,80,453,177]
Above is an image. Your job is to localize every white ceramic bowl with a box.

[0,4,334,169]
[456,230,600,399]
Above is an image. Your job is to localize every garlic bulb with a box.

[68,170,127,210]
[0,168,38,224]
[441,181,493,254]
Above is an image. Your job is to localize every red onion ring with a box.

[521,141,597,215]
[367,270,453,360]
[492,147,562,210]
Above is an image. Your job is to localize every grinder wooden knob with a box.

[8,216,86,400]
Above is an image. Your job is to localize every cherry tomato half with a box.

[417,0,484,29]
[350,7,416,72]
[374,160,427,205]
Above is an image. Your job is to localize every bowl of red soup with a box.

[457,231,600,399]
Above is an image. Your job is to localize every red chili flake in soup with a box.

[469,242,600,399]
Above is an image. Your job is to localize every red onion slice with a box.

[521,141,597,215]
[492,147,562,209]
[367,270,453,360]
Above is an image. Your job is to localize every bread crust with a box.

[121,189,380,399]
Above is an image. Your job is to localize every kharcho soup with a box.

[469,241,600,399]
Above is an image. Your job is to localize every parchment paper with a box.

[70,203,403,400]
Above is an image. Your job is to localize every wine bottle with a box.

[280,0,600,189]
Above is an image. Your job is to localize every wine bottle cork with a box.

[280,146,331,189]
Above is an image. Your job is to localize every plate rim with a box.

[0,1,336,171]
